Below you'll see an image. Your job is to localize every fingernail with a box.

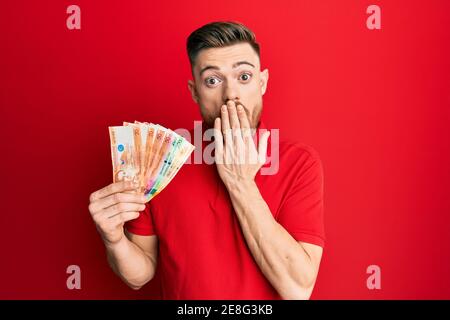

[237,104,243,111]
[221,105,227,112]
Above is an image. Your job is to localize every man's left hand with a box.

[213,100,270,189]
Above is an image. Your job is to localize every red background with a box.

[1,0,449,299]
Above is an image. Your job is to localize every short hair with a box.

[186,21,261,68]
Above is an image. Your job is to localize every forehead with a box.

[195,42,260,71]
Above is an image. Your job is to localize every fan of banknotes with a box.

[109,121,195,202]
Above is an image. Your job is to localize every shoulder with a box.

[272,139,324,188]
[278,139,322,167]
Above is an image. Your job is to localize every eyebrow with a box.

[199,61,255,76]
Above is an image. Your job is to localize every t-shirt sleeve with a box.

[276,149,326,248]
[124,203,156,236]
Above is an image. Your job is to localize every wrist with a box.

[225,178,258,196]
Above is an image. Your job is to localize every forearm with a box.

[226,179,317,299]
[105,236,155,289]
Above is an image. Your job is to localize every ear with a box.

[260,69,269,96]
[188,80,199,104]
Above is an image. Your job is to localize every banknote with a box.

[109,125,140,184]
[109,121,195,201]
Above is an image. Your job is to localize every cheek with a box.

[197,96,221,117]
[244,79,262,95]
[197,85,220,101]
[243,84,263,105]
[198,88,223,109]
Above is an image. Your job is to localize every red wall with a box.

[1,0,449,299]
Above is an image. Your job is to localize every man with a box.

[88,21,325,299]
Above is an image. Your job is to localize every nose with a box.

[222,81,240,105]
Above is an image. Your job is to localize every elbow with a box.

[282,287,312,300]
[128,283,143,291]
[278,275,317,300]
[126,276,151,291]
[128,284,143,291]
[124,271,155,291]
[280,283,313,300]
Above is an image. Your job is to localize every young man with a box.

[88,21,325,299]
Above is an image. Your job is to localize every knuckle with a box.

[106,184,114,194]
[115,203,125,212]
[121,180,132,190]
[113,193,122,203]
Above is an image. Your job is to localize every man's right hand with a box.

[88,181,147,246]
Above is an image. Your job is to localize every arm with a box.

[106,232,158,290]
[226,179,322,299]
[214,101,323,299]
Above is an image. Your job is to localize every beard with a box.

[200,101,262,129]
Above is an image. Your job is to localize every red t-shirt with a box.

[125,121,325,299]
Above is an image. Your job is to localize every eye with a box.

[205,76,221,87]
[239,72,252,82]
